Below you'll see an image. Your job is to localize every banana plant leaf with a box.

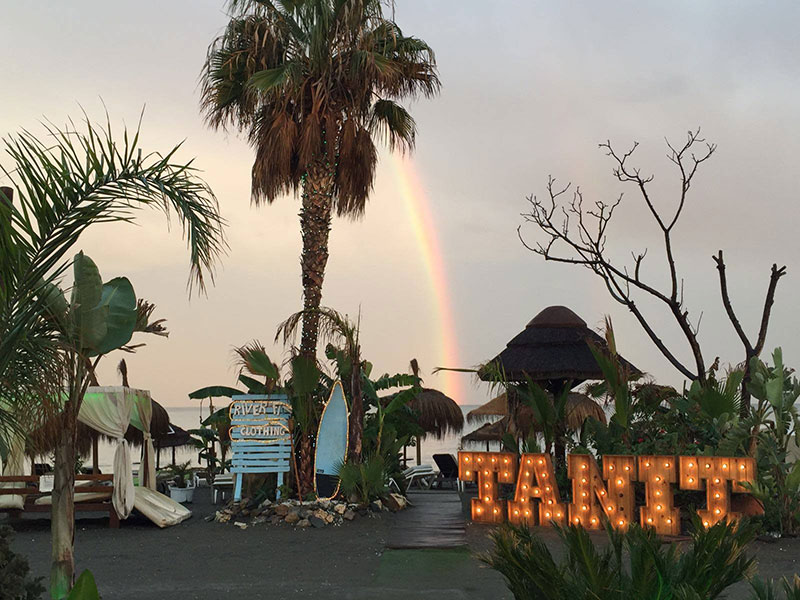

[91,276,136,355]
[188,386,242,399]
[72,252,106,351]
[238,374,267,394]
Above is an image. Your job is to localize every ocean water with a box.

[94,404,491,472]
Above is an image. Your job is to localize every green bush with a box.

[0,526,44,600]
[482,518,757,600]
[336,454,387,503]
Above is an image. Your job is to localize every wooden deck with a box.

[386,490,466,550]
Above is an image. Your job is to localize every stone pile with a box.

[211,493,408,530]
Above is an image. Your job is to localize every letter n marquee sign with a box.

[458,451,756,534]
[229,395,291,501]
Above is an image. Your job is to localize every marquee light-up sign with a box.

[458,451,756,534]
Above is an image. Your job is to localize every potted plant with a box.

[164,462,196,503]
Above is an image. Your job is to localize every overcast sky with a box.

[2,1,798,407]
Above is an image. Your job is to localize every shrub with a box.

[0,526,44,600]
[482,518,757,600]
[336,454,387,503]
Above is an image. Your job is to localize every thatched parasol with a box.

[461,418,509,451]
[154,424,194,469]
[408,388,464,440]
[467,391,606,431]
[478,305,639,386]
[400,359,464,465]
[123,399,171,446]
[404,387,464,466]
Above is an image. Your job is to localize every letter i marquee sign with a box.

[458,451,756,534]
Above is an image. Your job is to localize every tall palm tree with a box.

[0,114,225,598]
[201,0,439,358]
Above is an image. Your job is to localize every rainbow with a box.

[390,153,463,403]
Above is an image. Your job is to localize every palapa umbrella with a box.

[398,359,464,465]
[407,387,464,465]
[461,418,509,451]
[154,424,194,469]
[467,392,606,430]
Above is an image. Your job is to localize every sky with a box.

[1,1,799,409]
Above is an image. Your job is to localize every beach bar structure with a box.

[463,305,638,457]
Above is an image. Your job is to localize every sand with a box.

[5,489,800,599]
[5,488,508,600]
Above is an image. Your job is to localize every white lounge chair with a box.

[403,464,436,490]
[212,473,234,504]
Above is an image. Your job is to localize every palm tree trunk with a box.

[298,433,315,497]
[50,401,77,599]
[348,368,363,462]
[298,159,335,359]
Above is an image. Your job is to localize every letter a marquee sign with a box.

[458,451,756,535]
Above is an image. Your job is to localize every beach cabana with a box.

[4,387,190,527]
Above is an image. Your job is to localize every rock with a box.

[259,498,273,509]
[369,500,383,513]
[298,508,312,519]
[269,515,283,526]
[251,516,267,525]
[234,521,247,530]
[383,493,408,512]
[309,516,326,528]
[348,493,360,504]
[204,514,216,522]
[285,511,300,524]
[319,499,332,510]
[215,511,231,523]
[240,509,250,517]
[296,518,311,528]
[274,504,290,517]
[313,509,329,521]
[323,512,335,524]
[343,509,356,521]
[334,503,347,514]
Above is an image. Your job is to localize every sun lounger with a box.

[212,473,234,504]
[0,474,119,527]
[432,454,459,490]
[403,464,436,490]
[133,487,191,527]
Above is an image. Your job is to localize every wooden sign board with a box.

[229,395,291,501]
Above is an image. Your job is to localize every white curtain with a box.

[0,434,27,510]
[79,386,136,518]
[135,396,156,490]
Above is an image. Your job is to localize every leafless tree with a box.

[519,129,786,416]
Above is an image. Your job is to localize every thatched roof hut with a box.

[479,305,639,387]
[408,388,464,440]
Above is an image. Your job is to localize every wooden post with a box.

[92,436,99,474]
[416,436,422,466]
